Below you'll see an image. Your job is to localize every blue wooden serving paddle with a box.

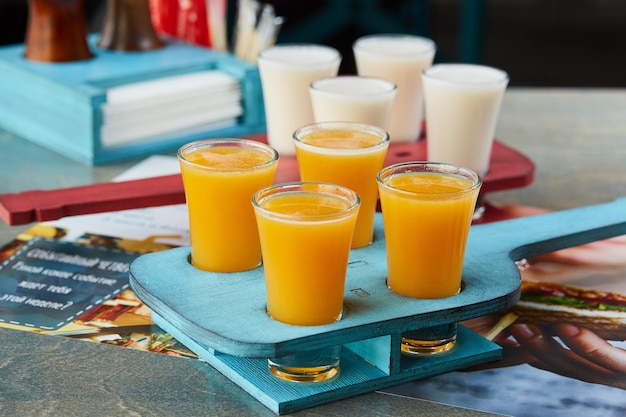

[128,197,626,414]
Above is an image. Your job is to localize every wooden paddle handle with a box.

[472,197,626,260]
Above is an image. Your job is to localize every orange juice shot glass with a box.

[252,182,360,382]
[293,121,389,249]
[177,139,279,272]
[376,161,482,355]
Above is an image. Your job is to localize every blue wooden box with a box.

[0,37,265,165]
[129,198,626,414]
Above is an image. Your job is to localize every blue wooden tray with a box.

[129,197,626,414]
[0,36,265,165]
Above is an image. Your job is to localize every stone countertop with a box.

[0,325,505,417]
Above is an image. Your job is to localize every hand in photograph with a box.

[509,323,626,390]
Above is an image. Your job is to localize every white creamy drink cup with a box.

[309,76,397,130]
[258,44,341,155]
[353,34,436,143]
[422,64,509,176]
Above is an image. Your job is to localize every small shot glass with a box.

[376,161,482,355]
[252,182,360,381]
[177,139,279,272]
[293,121,389,249]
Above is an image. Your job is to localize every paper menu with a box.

[45,155,190,247]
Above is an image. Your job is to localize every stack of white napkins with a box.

[100,70,243,147]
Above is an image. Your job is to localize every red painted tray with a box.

[0,137,534,226]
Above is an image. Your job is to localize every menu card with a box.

[0,155,195,357]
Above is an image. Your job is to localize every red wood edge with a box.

[0,174,185,226]
[0,139,535,226]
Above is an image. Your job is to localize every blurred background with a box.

[1,0,625,87]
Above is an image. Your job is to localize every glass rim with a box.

[352,34,436,57]
[376,161,482,196]
[422,63,509,86]
[257,43,342,67]
[292,121,390,154]
[177,138,279,172]
[252,181,361,221]
[309,75,397,98]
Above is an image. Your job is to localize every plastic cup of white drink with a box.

[353,34,436,143]
[258,44,341,156]
[422,63,509,176]
[309,76,397,130]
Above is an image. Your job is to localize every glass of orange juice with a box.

[293,121,389,249]
[177,139,279,272]
[376,161,482,355]
[252,182,360,382]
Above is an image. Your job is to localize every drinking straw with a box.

[207,0,228,51]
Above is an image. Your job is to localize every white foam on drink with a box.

[425,64,508,86]
[312,76,396,97]
[259,45,341,68]
[354,35,435,58]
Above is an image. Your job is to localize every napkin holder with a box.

[0,36,265,165]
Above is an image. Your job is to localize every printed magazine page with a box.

[0,155,197,358]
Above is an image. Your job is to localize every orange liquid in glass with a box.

[295,129,388,248]
[180,146,277,272]
[378,172,478,298]
[255,191,358,325]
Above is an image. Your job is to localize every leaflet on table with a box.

[0,155,196,358]
[0,237,136,330]
[47,155,190,245]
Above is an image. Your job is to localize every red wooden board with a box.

[0,138,534,225]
